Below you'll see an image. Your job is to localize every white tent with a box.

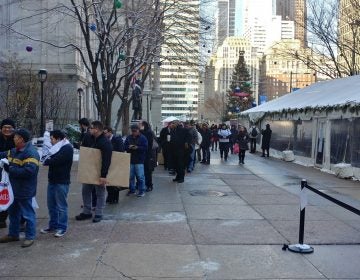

[242,75,360,122]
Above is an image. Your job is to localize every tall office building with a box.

[294,0,307,47]
[338,0,360,75]
[217,1,230,46]
[276,0,294,19]
[217,0,246,42]
[243,0,273,51]
[228,0,236,36]
[160,1,200,119]
[259,39,316,101]
[276,0,307,47]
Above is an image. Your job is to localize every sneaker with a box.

[137,192,145,197]
[0,235,19,243]
[146,186,153,192]
[126,190,136,196]
[54,229,66,238]
[92,215,102,223]
[21,239,34,248]
[75,213,92,221]
[40,228,56,234]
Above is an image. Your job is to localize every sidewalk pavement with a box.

[0,150,359,279]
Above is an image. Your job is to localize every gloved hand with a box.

[0,158,9,169]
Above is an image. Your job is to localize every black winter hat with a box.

[14,128,31,142]
[130,124,139,130]
[1,118,15,129]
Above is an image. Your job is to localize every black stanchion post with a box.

[299,179,306,245]
[287,179,314,254]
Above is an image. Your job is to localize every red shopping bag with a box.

[233,143,239,154]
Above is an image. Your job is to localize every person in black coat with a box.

[76,118,97,207]
[170,121,191,183]
[104,127,125,204]
[261,124,272,157]
[159,124,174,173]
[76,121,112,223]
[104,127,124,152]
[74,118,94,149]
[236,126,249,164]
[0,118,15,228]
[200,123,212,164]
[140,120,156,192]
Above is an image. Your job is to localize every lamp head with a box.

[38,69,47,82]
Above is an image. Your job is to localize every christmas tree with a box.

[226,50,254,119]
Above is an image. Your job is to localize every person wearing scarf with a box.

[40,130,73,238]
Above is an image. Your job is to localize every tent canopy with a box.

[242,75,360,121]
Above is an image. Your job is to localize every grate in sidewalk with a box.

[189,190,227,197]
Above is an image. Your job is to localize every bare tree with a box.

[0,53,77,132]
[0,0,214,134]
[0,53,37,128]
[280,0,360,79]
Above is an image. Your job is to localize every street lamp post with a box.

[38,69,47,136]
[77,88,83,120]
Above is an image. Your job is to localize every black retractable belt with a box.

[284,179,360,254]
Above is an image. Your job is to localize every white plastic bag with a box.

[0,169,14,211]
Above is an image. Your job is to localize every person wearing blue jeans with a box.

[125,124,148,197]
[0,128,40,248]
[129,164,145,194]
[47,184,69,232]
[8,198,36,240]
[41,130,73,237]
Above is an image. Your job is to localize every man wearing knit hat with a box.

[0,128,40,248]
[0,118,15,228]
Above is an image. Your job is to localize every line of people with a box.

[159,121,273,170]
[0,117,158,248]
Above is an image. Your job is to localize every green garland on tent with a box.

[247,103,360,123]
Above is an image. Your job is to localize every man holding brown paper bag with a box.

[75,121,112,223]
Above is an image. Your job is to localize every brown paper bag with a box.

[77,147,130,188]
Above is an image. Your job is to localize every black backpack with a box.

[251,127,258,137]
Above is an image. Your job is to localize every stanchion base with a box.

[288,244,314,254]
